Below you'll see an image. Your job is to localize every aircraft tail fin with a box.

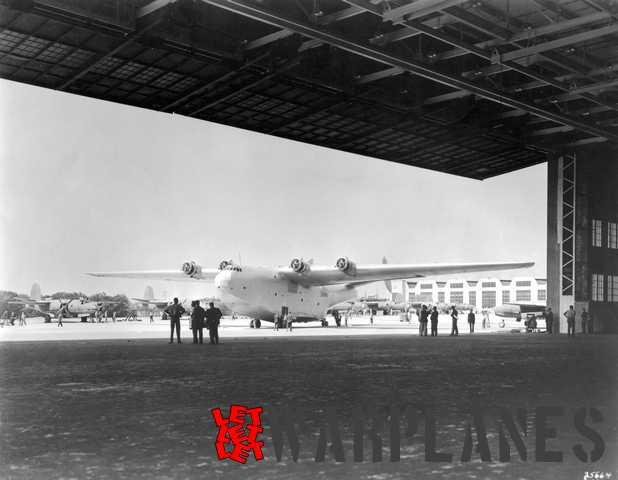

[143,285,154,301]
[30,283,42,301]
[382,257,392,294]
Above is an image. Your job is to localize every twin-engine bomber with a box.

[88,258,533,328]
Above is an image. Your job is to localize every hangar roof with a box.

[1,0,617,179]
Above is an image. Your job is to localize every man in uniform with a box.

[545,307,553,334]
[191,300,206,344]
[419,305,429,336]
[450,306,459,336]
[564,305,576,336]
[581,308,589,334]
[430,306,439,336]
[165,297,185,344]
[205,301,222,345]
[467,309,476,333]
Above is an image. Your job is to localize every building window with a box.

[607,275,618,302]
[516,290,531,302]
[502,290,510,304]
[592,273,604,302]
[420,283,433,290]
[515,280,531,287]
[450,283,463,289]
[482,282,496,288]
[538,289,547,301]
[482,291,496,308]
[468,291,476,306]
[592,219,603,247]
[438,292,445,303]
[609,222,618,249]
[450,291,463,304]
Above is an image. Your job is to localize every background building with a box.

[406,276,546,310]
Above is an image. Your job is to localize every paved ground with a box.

[0,313,523,342]
[0,327,616,480]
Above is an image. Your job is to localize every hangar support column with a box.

[547,145,618,334]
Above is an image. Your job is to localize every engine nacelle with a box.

[335,256,357,275]
[290,257,310,274]
[219,259,233,270]
[182,261,202,278]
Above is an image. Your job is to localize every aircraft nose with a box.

[215,270,231,289]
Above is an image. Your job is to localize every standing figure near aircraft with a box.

[419,305,429,336]
[57,312,64,327]
[19,311,26,327]
[564,305,576,336]
[450,306,459,336]
[285,312,293,331]
[344,310,349,328]
[430,306,439,336]
[165,297,185,344]
[206,302,222,345]
[112,311,117,323]
[545,307,553,334]
[191,300,206,344]
[581,308,588,334]
[468,310,475,333]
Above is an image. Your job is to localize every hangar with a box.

[1,0,616,331]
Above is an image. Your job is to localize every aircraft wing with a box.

[279,261,534,287]
[86,269,219,282]
[494,303,546,317]
[132,298,170,309]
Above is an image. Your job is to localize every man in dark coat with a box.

[419,305,429,336]
[191,300,206,344]
[467,310,476,333]
[450,306,459,336]
[165,297,185,344]
[206,302,223,345]
[430,306,439,336]
[545,307,553,334]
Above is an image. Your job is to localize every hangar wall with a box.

[547,146,618,334]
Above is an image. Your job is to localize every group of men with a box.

[164,298,222,345]
[561,305,593,336]
[415,305,476,336]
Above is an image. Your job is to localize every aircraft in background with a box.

[494,302,547,318]
[5,283,117,322]
[89,257,534,328]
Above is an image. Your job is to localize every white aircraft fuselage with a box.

[215,266,357,322]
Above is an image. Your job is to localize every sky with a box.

[0,79,547,299]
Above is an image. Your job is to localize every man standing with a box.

[468,310,476,333]
[57,312,64,327]
[581,308,589,334]
[205,301,222,345]
[450,306,459,336]
[545,307,553,334]
[564,305,576,337]
[430,306,439,336]
[165,297,185,344]
[419,305,429,336]
[191,300,206,344]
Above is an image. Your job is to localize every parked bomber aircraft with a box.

[89,257,534,328]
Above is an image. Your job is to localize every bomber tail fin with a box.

[382,257,392,295]
[30,283,42,301]
[143,285,155,301]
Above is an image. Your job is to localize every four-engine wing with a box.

[278,260,534,287]
[87,268,219,282]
